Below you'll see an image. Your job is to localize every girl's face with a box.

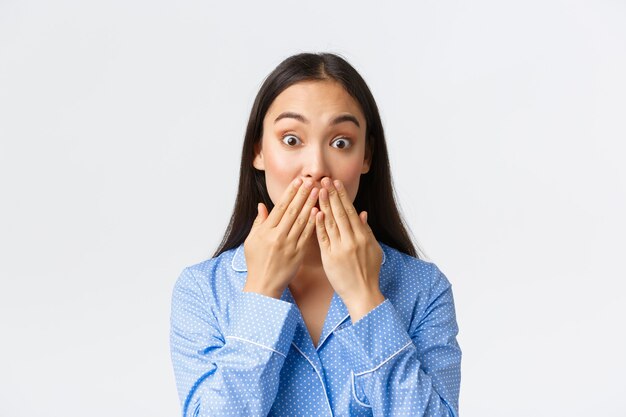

[253,80,371,208]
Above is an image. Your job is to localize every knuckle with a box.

[288,206,299,217]
[276,227,289,238]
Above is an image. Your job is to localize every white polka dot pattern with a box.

[170,241,462,416]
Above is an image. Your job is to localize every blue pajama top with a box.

[170,241,462,416]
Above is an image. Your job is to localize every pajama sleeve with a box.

[333,263,462,417]
[170,267,299,417]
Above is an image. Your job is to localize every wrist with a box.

[242,281,283,300]
[343,290,385,324]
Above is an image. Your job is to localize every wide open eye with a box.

[331,137,352,149]
[281,134,302,147]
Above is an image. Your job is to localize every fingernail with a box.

[333,180,341,189]
[293,178,302,187]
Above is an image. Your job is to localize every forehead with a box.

[265,80,365,122]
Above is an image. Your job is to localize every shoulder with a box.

[182,245,242,280]
[378,242,454,325]
[379,242,450,290]
[172,245,246,311]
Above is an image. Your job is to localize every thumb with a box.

[258,203,269,221]
[253,203,265,226]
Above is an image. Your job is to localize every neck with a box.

[289,233,328,292]
[300,232,323,269]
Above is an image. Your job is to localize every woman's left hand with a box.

[315,177,385,323]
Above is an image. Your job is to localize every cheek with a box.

[336,161,365,202]
[263,150,299,204]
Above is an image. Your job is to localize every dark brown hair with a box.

[212,52,422,259]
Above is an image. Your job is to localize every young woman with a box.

[170,52,462,417]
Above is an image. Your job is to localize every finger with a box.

[275,179,315,235]
[360,211,375,235]
[318,187,340,243]
[315,210,331,251]
[252,202,268,229]
[296,207,319,251]
[335,179,364,231]
[287,186,319,241]
[325,178,356,237]
[266,177,303,228]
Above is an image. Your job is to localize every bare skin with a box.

[243,176,384,345]
[290,270,334,348]
[289,231,334,347]
[242,176,331,347]
[244,80,385,344]
[243,177,320,300]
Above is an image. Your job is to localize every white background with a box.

[1,1,625,416]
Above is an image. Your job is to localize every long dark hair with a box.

[212,52,422,259]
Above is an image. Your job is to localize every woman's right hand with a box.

[243,178,320,299]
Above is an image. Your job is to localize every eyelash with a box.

[281,134,353,149]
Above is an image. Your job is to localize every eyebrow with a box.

[274,111,361,128]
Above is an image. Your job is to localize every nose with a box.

[301,144,330,186]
